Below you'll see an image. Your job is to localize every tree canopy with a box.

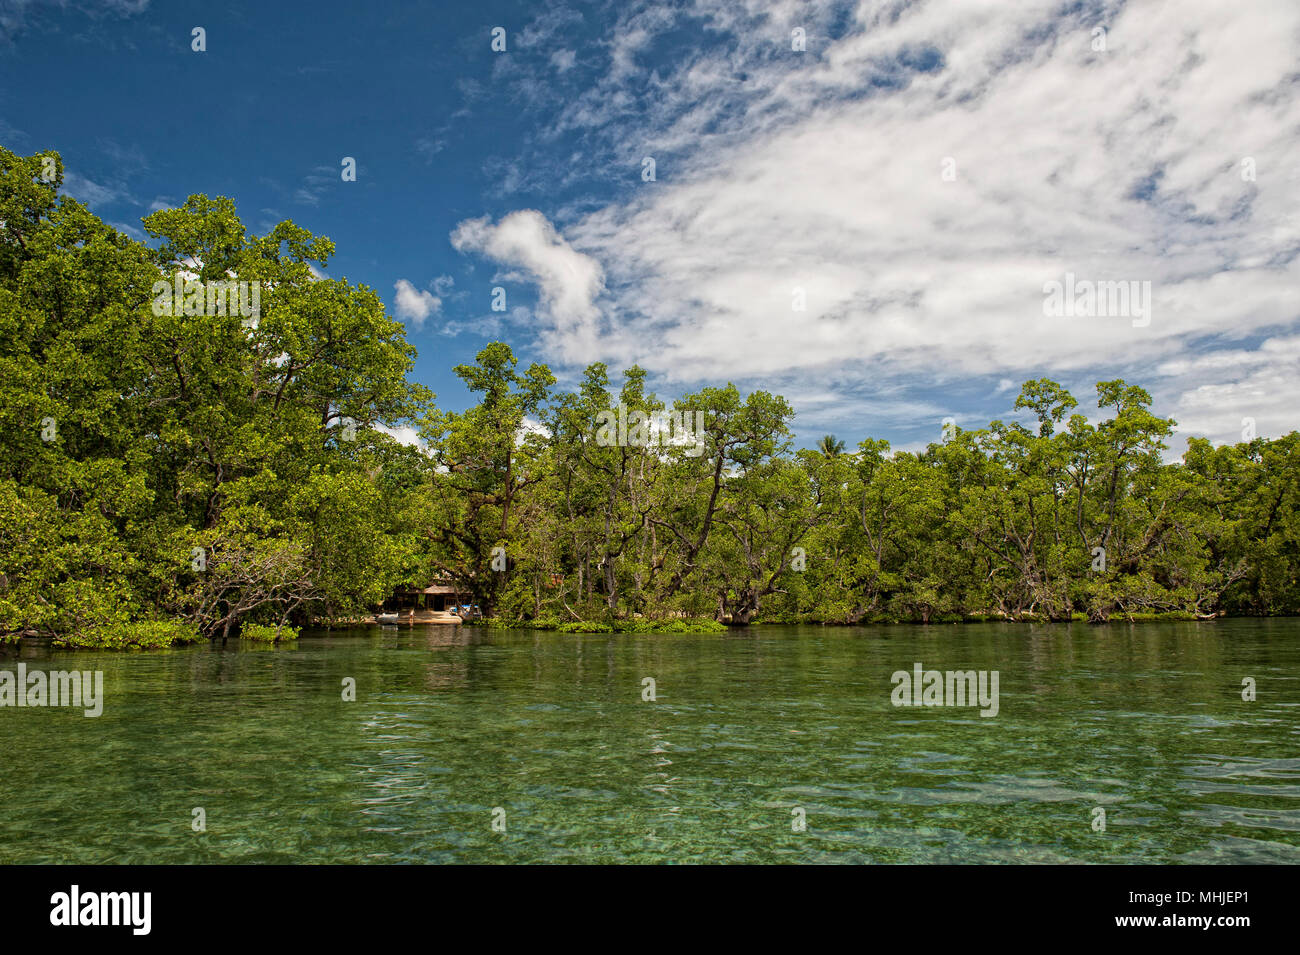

[2,145,1296,647]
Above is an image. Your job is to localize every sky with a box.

[1,0,1298,455]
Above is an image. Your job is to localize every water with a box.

[1,620,1297,864]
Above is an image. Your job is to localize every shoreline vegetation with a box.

[468,610,1222,634]
[3,147,1298,651]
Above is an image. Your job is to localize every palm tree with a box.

[817,434,846,458]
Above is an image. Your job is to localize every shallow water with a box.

[1,620,1297,863]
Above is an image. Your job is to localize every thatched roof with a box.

[398,579,463,595]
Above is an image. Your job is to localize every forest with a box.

[2,146,1298,648]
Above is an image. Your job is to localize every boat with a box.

[413,610,463,625]
[374,609,463,625]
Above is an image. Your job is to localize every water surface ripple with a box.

[1,620,1296,863]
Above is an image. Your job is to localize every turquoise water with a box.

[1,620,1297,863]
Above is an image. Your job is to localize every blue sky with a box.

[2,0,1298,455]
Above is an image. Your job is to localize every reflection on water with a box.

[0,620,1297,863]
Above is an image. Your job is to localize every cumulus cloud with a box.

[375,423,427,453]
[1154,334,1300,448]
[392,279,441,327]
[450,209,605,358]
[473,0,1300,449]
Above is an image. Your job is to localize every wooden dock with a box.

[374,610,463,626]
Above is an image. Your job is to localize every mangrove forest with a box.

[2,146,1297,649]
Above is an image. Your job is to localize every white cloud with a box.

[109,221,145,241]
[439,316,503,338]
[392,279,441,327]
[415,137,444,162]
[376,423,426,452]
[479,0,1300,447]
[450,209,605,358]
[1154,334,1300,447]
[0,0,150,41]
[62,170,133,209]
[519,416,550,442]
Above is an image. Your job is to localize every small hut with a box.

[384,579,468,614]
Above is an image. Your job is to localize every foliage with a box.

[0,146,427,647]
[2,145,1297,648]
[555,620,614,633]
[240,623,300,643]
[55,619,203,651]
[613,618,727,633]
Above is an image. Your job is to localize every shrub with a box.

[55,619,203,650]
[556,620,614,633]
[614,618,726,633]
[241,623,300,643]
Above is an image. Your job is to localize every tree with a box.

[417,342,554,616]
[0,146,429,644]
[817,434,846,458]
